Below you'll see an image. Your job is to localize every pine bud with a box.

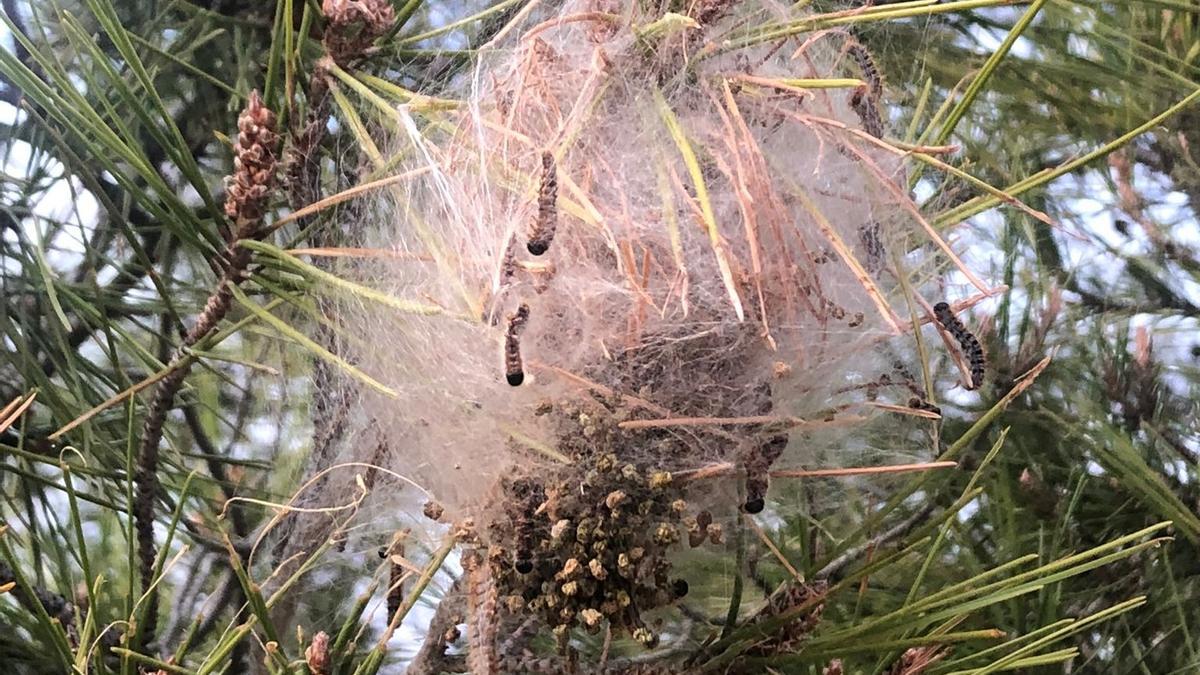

[223,90,278,236]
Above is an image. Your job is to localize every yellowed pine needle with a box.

[866,401,942,420]
[50,364,181,440]
[555,46,613,151]
[0,395,23,421]
[716,79,776,348]
[789,28,847,61]
[789,185,903,333]
[770,461,958,478]
[0,392,36,435]
[833,136,992,295]
[892,286,1007,334]
[887,140,960,155]
[271,166,433,230]
[503,425,572,464]
[384,564,417,591]
[286,247,434,261]
[676,460,957,482]
[480,117,536,147]
[480,0,543,49]
[522,11,621,41]
[654,146,691,316]
[530,361,671,416]
[617,413,868,430]
[655,89,745,321]
[828,118,1053,226]
[732,74,866,94]
[560,170,621,255]
[1010,352,1053,396]
[619,415,798,429]
[744,514,803,581]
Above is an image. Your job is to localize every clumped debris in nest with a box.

[487,395,712,648]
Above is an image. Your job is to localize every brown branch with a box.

[133,92,278,650]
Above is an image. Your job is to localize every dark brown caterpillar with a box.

[743,433,788,514]
[933,302,985,388]
[859,220,885,274]
[504,303,530,386]
[849,86,884,139]
[527,151,558,255]
[379,531,409,621]
[500,237,517,282]
[509,478,546,574]
[845,40,884,139]
[846,41,883,100]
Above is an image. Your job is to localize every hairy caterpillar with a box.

[378,530,409,621]
[743,433,788,514]
[859,220,885,274]
[846,40,883,100]
[509,478,546,574]
[845,40,884,139]
[933,302,985,389]
[504,303,531,386]
[849,86,884,139]
[527,151,558,255]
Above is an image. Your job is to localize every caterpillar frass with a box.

[505,303,530,386]
[933,302,986,389]
[527,151,558,256]
[908,396,942,417]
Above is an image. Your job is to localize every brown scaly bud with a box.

[580,608,604,629]
[887,646,950,675]
[556,558,581,581]
[684,517,703,548]
[632,626,659,648]
[748,580,828,655]
[653,522,679,546]
[605,490,628,511]
[305,631,331,675]
[322,0,396,64]
[223,90,279,237]
[588,558,608,580]
[422,500,445,522]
